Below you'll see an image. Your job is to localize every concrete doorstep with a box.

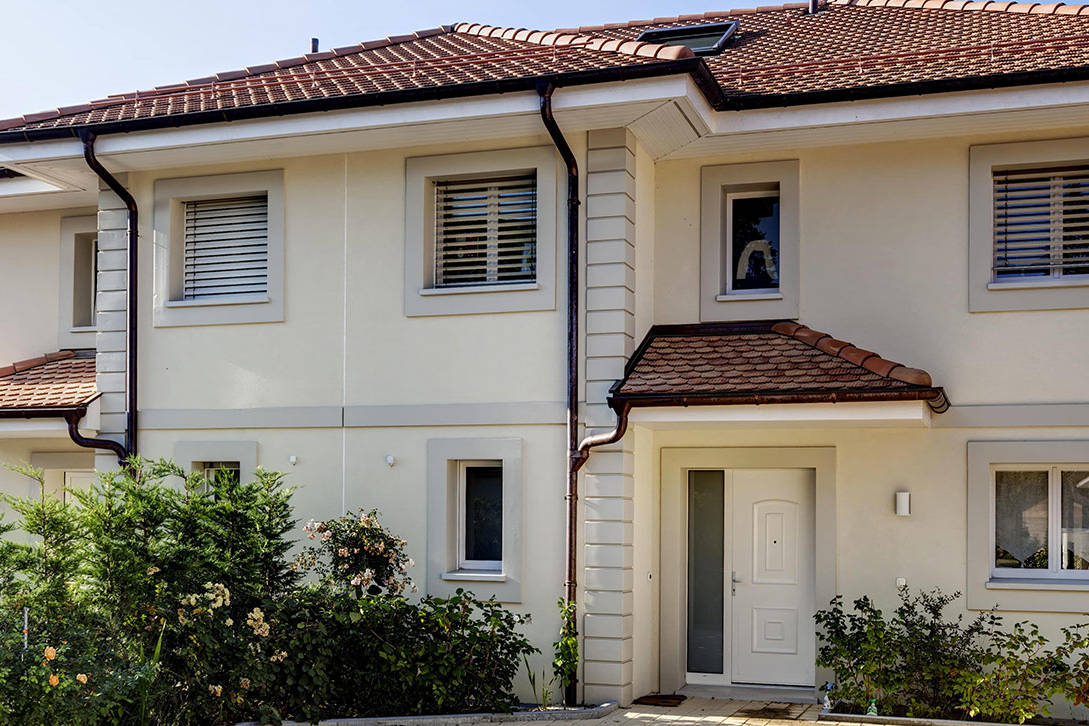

[236,701,618,726]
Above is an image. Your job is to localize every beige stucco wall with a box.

[0,208,90,364]
[653,126,1089,405]
[124,134,579,413]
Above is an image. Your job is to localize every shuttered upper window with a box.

[433,173,537,287]
[183,194,270,300]
[993,164,1089,281]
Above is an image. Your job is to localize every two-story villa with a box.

[2,0,1089,706]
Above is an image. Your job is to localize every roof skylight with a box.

[635,21,738,56]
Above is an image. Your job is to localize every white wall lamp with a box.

[895,491,911,517]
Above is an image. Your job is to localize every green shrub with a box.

[0,459,536,725]
[818,587,1089,723]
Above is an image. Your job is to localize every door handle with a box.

[731,571,742,596]
[731,571,743,583]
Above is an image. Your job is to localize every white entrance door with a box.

[731,469,815,686]
[684,467,816,687]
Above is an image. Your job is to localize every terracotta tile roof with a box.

[3,0,1089,138]
[0,27,671,136]
[584,1,1089,107]
[611,321,947,410]
[0,351,98,411]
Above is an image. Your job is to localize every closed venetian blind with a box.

[993,164,1089,279]
[434,173,537,287]
[183,194,269,299]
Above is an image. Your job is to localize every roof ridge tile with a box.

[770,321,933,387]
[831,0,1079,14]
[451,22,695,60]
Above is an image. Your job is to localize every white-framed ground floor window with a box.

[968,441,1089,612]
[992,465,1089,578]
[456,460,503,572]
[426,438,522,603]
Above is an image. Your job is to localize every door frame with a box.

[659,447,837,693]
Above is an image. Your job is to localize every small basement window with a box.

[636,21,738,56]
[197,460,241,485]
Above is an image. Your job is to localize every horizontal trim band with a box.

[935,402,1089,428]
[344,401,564,427]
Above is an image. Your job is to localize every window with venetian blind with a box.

[992,164,1089,281]
[182,194,270,300]
[433,173,537,288]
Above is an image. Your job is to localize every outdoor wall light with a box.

[385,455,396,468]
[895,491,911,517]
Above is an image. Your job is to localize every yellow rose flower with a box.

[48,674,59,687]
[76,673,88,684]
[44,646,56,661]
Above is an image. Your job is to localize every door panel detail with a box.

[751,607,798,654]
[753,500,798,584]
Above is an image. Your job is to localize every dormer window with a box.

[636,21,738,56]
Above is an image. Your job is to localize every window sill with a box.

[165,294,270,308]
[442,569,507,583]
[715,292,783,302]
[986,577,1089,591]
[419,283,539,297]
[987,278,1089,291]
[68,326,96,334]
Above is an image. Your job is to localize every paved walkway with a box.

[494,699,826,725]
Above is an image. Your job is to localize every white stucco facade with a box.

[2,74,1089,708]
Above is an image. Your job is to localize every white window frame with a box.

[153,171,284,327]
[700,160,799,322]
[968,440,1089,613]
[455,459,504,572]
[58,215,99,349]
[723,188,782,298]
[426,437,523,603]
[969,137,1089,312]
[404,147,558,316]
[990,464,1089,581]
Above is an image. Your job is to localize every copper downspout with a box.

[537,83,580,604]
[539,82,638,705]
[537,82,583,706]
[78,131,136,463]
[63,406,128,460]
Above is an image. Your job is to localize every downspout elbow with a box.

[63,408,128,461]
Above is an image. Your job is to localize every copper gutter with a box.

[78,131,136,462]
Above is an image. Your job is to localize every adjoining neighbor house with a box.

[2,0,1089,706]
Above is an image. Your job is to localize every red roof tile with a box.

[611,321,947,409]
[2,0,1089,138]
[0,351,98,411]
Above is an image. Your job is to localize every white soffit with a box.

[665,79,1089,159]
[628,400,932,428]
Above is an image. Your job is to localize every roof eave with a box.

[0,58,712,145]
[610,386,949,411]
[720,65,1089,110]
